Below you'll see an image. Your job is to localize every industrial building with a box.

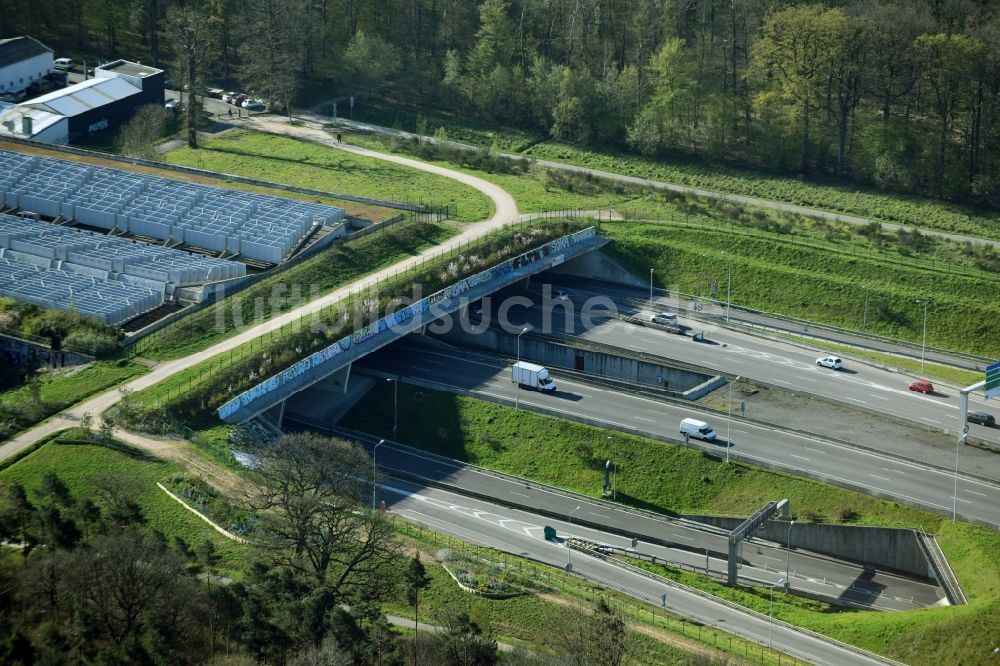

[0,36,53,97]
[0,59,164,144]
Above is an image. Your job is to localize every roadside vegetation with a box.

[135,217,458,361]
[162,130,493,222]
[124,220,588,441]
[602,221,1000,358]
[0,359,147,442]
[0,298,120,357]
[341,383,1000,665]
[352,98,1000,241]
[0,428,762,665]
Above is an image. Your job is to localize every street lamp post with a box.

[915,299,928,374]
[726,252,732,323]
[516,327,528,411]
[784,521,795,590]
[861,286,869,332]
[387,377,398,437]
[769,578,785,649]
[567,505,581,571]
[372,439,385,510]
[649,268,654,304]
[726,376,741,463]
[607,435,616,500]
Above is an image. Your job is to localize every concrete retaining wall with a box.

[435,326,714,394]
[1,334,92,369]
[685,515,933,580]
[547,249,647,288]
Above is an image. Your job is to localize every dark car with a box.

[967,411,996,426]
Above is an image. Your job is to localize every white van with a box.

[679,418,716,441]
[53,58,73,71]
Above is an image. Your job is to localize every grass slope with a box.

[349,96,1000,240]
[602,221,1000,357]
[162,130,493,222]
[0,435,247,574]
[138,218,457,360]
[341,384,1000,665]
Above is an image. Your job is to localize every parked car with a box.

[650,312,679,326]
[164,98,181,110]
[53,57,73,71]
[230,94,247,107]
[242,98,265,111]
[908,380,934,394]
[222,91,238,103]
[816,356,843,370]
[967,411,996,426]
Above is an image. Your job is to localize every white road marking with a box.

[511,491,529,498]
[803,447,824,454]
[870,475,890,482]
[411,365,433,372]
[844,397,867,405]
[966,490,988,498]
[790,454,811,461]
[590,512,610,519]
[952,497,972,504]
[870,394,889,400]
[921,417,941,424]
[635,416,655,423]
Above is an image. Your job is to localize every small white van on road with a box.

[53,58,73,71]
[680,418,716,441]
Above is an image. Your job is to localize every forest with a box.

[6,0,1000,206]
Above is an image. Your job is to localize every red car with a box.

[908,380,934,394]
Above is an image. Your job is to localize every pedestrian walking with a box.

[228,108,232,118]
[337,132,342,144]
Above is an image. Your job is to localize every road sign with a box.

[987,361,1000,399]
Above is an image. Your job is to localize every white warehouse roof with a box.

[26,77,141,118]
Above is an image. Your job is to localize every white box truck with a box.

[512,361,557,391]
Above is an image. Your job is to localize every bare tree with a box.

[164,4,215,148]
[246,432,400,599]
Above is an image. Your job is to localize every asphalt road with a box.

[356,340,1000,528]
[380,475,899,666]
[323,431,944,612]
[484,281,1000,479]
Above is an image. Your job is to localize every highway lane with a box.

[325,431,943,611]
[381,475,900,665]
[358,341,1000,528]
[487,282,1000,479]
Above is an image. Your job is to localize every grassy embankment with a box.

[126,220,587,450]
[0,432,772,665]
[163,129,494,223]
[349,97,1000,240]
[0,219,457,445]
[0,138,396,222]
[0,433,249,576]
[341,383,999,666]
[601,221,1000,358]
[340,130,1000,357]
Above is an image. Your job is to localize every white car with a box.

[650,312,678,326]
[816,356,843,370]
[242,98,265,111]
[221,91,238,103]
[164,98,181,110]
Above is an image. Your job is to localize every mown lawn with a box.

[0,435,248,575]
[341,384,1000,665]
[163,130,493,222]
